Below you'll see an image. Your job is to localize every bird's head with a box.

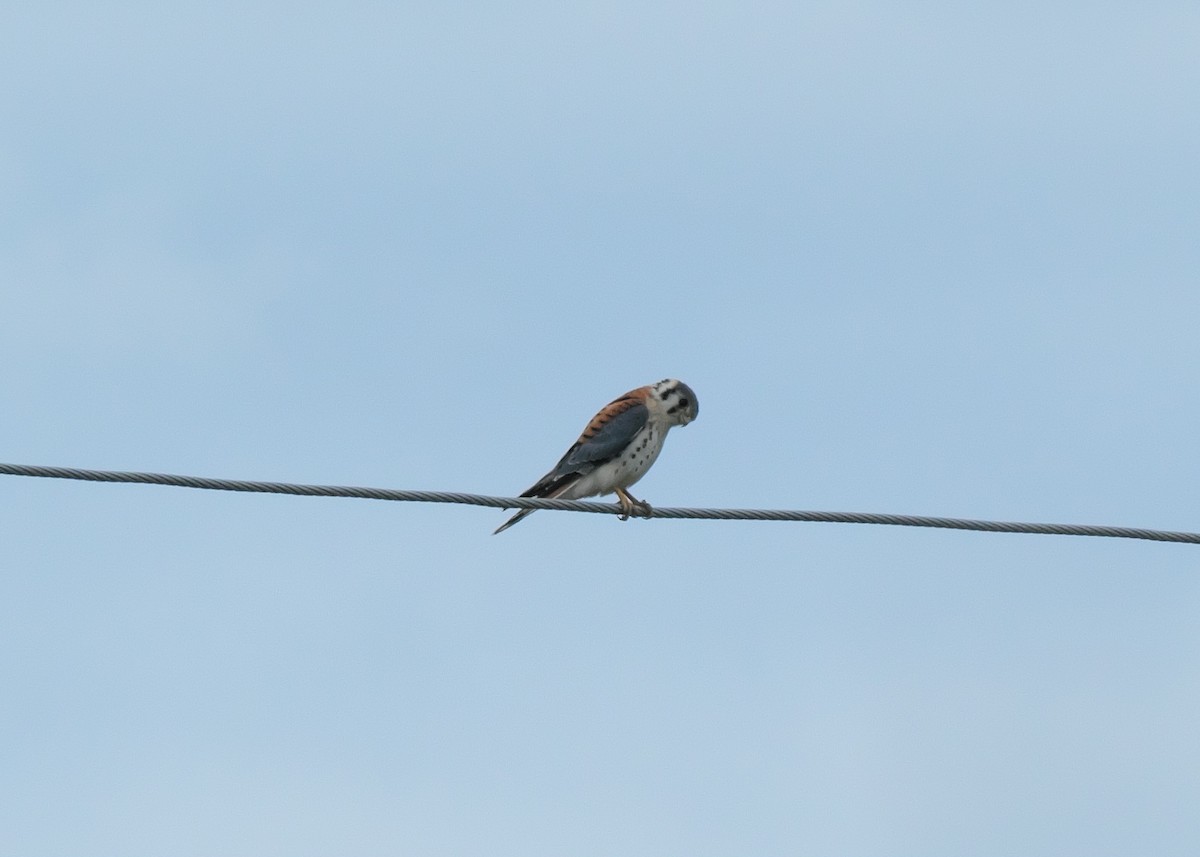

[652,378,699,427]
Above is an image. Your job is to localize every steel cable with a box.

[2,461,1196,544]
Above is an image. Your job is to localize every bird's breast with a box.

[600,424,665,489]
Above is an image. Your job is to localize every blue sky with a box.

[2,3,1199,855]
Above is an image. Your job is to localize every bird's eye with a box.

[679,398,690,409]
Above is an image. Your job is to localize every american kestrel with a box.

[494,378,699,534]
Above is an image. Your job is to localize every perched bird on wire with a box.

[494,379,699,534]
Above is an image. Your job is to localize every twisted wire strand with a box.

[1,461,1196,544]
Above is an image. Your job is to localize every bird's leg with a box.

[615,488,653,521]
[614,488,634,520]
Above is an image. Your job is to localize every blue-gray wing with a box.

[514,396,650,501]
[551,401,649,477]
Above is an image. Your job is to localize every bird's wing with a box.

[495,393,651,535]
[554,398,649,474]
[514,398,650,500]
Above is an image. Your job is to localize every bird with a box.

[493,378,699,534]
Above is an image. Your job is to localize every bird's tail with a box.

[493,507,536,535]
[493,481,575,535]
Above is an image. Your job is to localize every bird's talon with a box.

[615,495,651,521]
